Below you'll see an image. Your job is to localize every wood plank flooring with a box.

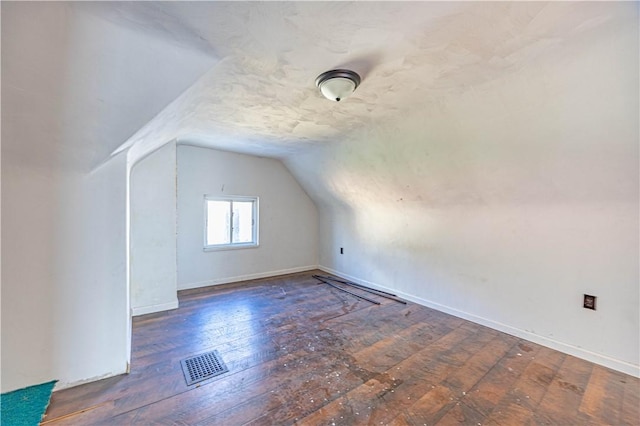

[44,271,640,425]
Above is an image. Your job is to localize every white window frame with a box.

[204,195,259,251]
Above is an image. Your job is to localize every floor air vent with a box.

[180,350,228,386]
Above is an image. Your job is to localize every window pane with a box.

[207,200,230,245]
[232,201,254,243]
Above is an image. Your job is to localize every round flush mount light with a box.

[315,69,361,102]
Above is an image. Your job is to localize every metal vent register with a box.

[180,350,228,386]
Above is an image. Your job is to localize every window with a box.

[204,196,258,250]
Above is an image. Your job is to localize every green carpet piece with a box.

[1,380,57,426]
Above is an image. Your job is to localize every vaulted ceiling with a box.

[112,1,632,162]
[4,2,633,168]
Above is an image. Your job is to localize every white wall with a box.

[1,2,215,392]
[1,153,128,392]
[177,145,318,289]
[130,142,178,316]
[287,16,639,376]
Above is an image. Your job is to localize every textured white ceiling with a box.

[111,1,624,162]
[3,2,628,167]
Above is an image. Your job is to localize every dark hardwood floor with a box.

[44,271,639,425]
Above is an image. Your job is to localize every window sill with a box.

[203,243,259,252]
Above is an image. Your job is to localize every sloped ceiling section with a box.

[4,2,633,171]
[2,1,217,171]
[113,2,631,162]
[117,1,468,160]
[7,2,626,169]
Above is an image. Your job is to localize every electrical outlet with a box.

[583,294,596,310]
[340,247,343,254]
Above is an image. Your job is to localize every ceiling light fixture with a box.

[315,69,361,102]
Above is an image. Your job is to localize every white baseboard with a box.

[178,265,318,291]
[54,366,128,391]
[130,299,179,317]
[318,265,640,378]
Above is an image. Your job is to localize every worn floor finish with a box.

[45,271,639,425]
